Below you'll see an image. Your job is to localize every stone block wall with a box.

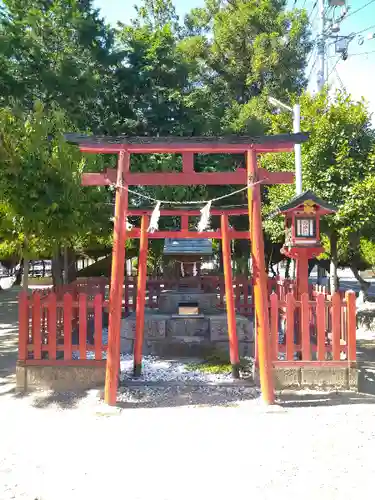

[16,362,106,392]
[273,366,358,391]
[120,313,254,358]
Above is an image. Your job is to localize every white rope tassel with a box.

[147,201,161,233]
[197,201,212,232]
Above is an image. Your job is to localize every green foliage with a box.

[263,90,375,268]
[0,103,112,260]
[0,0,123,132]
[360,239,375,272]
[1,0,373,277]
[180,0,312,133]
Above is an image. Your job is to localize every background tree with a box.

[0,102,112,288]
[262,89,375,292]
[0,0,125,132]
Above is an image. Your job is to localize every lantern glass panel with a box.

[295,217,316,238]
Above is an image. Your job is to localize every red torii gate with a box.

[66,133,308,405]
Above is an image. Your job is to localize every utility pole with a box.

[269,97,302,195]
[293,103,302,195]
[317,0,326,90]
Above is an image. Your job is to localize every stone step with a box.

[169,335,207,343]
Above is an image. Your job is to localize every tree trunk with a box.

[329,232,339,293]
[63,247,76,284]
[15,260,23,285]
[22,238,30,292]
[351,264,370,301]
[22,257,29,292]
[52,248,63,288]
[67,250,77,283]
[63,247,69,284]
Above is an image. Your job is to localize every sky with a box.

[93,0,375,118]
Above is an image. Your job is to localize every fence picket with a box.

[270,293,278,361]
[332,292,341,361]
[48,293,57,360]
[301,293,310,361]
[94,294,103,360]
[79,294,87,360]
[18,291,29,361]
[64,293,73,360]
[346,291,356,362]
[286,293,294,361]
[32,293,42,360]
[317,294,326,361]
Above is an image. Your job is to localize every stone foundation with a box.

[16,361,106,392]
[273,365,358,391]
[120,313,254,358]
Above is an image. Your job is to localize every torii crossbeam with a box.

[66,133,309,406]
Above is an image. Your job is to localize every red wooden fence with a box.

[270,291,356,366]
[18,291,107,366]
[33,276,336,315]
[18,286,356,368]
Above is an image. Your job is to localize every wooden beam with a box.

[133,215,149,376]
[247,150,275,405]
[79,140,300,154]
[181,215,189,230]
[182,152,194,172]
[127,229,250,239]
[221,214,240,378]
[82,167,294,187]
[104,151,129,406]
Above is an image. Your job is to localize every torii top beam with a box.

[65,132,308,154]
[65,133,309,187]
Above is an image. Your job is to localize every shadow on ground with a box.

[0,287,19,378]
[278,391,375,408]
[2,385,258,410]
[357,340,375,396]
[114,385,259,409]
[0,384,98,409]
[30,390,95,409]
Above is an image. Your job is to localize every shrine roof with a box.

[163,238,213,256]
[275,190,337,215]
[64,132,309,153]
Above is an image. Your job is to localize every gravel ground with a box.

[2,288,375,499]
[1,384,375,500]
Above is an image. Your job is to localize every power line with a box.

[354,23,375,36]
[334,66,346,93]
[307,54,318,82]
[347,49,375,57]
[344,0,375,22]
[326,57,341,81]
[328,49,375,58]
[308,0,318,20]
[306,40,317,67]
[310,7,319,26]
